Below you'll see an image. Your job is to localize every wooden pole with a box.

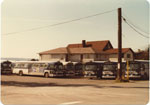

[116,8,122,81]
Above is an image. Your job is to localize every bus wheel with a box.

[19,71,23,76]
[44,72,49,78]
[143,73,148,80]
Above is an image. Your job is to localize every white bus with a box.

[13,61,64,78]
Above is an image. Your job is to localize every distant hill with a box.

[1,57,32,61]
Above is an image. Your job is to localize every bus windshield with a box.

[103,64,116,71]
[85,64,97,71]
[66,65,74,70]
[2,63,11,67]
[129,63,139,70]
[75,64,82,70]
[55,64,63,70]
[48,64,63,70]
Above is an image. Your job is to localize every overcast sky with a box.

[1,0,149,58]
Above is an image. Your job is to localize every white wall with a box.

[40,55,51,61]
[69,54,81,62]
[83,54,95,62]
[40,54,66,61]
[69,54,95,62]
[99,54,109,61]
[40,51,134,62]
[124,50,134,61]
[109,58,126,62]
[109,50,134,61]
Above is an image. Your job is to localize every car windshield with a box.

[85,64,97,71]
[103,64,116,71]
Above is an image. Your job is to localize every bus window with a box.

[32,64,40,68]
[40,63,47,68]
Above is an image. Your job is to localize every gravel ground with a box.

[1,75,149,104]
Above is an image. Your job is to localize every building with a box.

[39,40,134,62]
[134,49,149,60]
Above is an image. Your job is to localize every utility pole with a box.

[116,8,122,81]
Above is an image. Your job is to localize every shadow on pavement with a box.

[1,80,149,89]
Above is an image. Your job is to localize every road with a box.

[1,75,149,104]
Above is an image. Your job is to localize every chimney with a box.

[82,40,86,47]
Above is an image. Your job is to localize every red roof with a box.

[68,40,113,53]
[39,47,68,54]
[104,48,134,54]
[39,47,95,54]
[39,40,134,55]
[69,47,95,54]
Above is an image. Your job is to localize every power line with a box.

[2,9,116,36]
[122,16,149,39]
[122,14,149,35]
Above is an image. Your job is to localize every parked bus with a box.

[136,60,149,79]
[13,61,64,78]
[93,61,105,79]
[83,61,103,78]
[62,62,75,77]
[1,60,13,74]
[45,61,64,77]
[73,62,84,76]
[102,61,117,78]
[124,61,141,78]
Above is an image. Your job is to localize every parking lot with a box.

[1,75,149,104]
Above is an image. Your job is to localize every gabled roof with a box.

[39,47,95,55]
[39,40,134,55]
[67,40,113,53]
[39,47,68,54]
[69,47,95,54]
[67,43,83,48]
[104,48,134,54]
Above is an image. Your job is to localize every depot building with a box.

[39,40,134,62]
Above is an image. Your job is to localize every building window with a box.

[127,54,131,58]
[96,54,99,58]
[84,54,90,59]
[104,55,107,58]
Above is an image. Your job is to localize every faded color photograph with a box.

[1,0,149,104]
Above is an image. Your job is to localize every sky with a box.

[1,0,149,59]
